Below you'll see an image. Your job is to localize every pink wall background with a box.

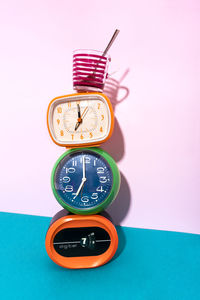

[0,0,200,234]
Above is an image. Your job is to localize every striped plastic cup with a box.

[73,50,110,92]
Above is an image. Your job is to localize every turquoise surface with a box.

[0,212,200,300]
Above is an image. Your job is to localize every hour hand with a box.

[75,122,80,131]
[75,120,82,131]
[73,178,86,199]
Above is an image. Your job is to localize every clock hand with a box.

[82,155,86,179]
[81,106,89,119]
[73,178,86,199]
[73,155,87,199]
[75,121,81,131]
[75,104,82,130]
[80,155,86,198]
[77,103,81,119]
[74,106,88,131]
[80,184,84,198]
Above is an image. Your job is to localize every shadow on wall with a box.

[102,70,131,256]
[106,172,131,225]
[102,69,130,162]
[101,70,132,219]
[104,172,131,260]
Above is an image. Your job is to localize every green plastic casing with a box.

[51,147,120,215]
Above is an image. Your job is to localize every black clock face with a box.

[53,227,111,257]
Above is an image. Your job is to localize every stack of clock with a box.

[45,51,120,269]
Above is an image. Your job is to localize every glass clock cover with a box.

[47,92,114,147]
[51,148,120,215]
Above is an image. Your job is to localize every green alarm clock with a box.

[51,148,120,215]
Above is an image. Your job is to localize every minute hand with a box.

[73,156,86,199]
[82,155,86,179]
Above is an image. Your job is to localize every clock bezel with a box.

[45,214,118,269]
[47,92,114,147]
[51,147,120,215]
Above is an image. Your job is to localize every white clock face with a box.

[48,94,112,145]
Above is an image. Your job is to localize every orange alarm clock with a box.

[47,92,114,148]
[45,211,118,269]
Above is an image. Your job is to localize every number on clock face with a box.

[54,151,113,210]
[49,94,111,145]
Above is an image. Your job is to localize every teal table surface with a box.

[0,212,200,300]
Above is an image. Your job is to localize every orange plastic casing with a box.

[47,92,114,148]
[45,214,118,269]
